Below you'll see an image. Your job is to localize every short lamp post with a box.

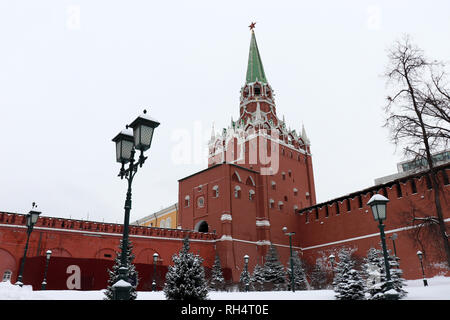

[416,251,428,287]
[282,226,296,292]
[329,254,336,283]
[41,250,52,290]
[111,109,160,300]
[244,254,250,292]
[152,253,159,291]
[368,194,397,299]
[16,204,41,287]
[390,233,398,257]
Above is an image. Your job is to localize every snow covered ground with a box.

[0,276,448,300]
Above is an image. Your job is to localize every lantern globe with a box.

[417,250,423,260]
[112,129,134,163]
[367,194,389,221]
[28,210,41,226]
[128,110,160,152]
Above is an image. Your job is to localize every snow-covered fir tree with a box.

[286,250,309,290]
[104,240,139,300]
[332,247,356,287]
[262,244,287,291]
[388,249,407,298]
[362,247,385,299]
[334,268,366,300]
[163,237,209,300]
[309,258,330,290]
[251,264,265,291]
[209,254,225,291]
[362,246,407,300]
[332,247,366,300]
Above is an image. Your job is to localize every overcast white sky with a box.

[1,1,449,224]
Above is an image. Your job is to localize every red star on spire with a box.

[249,22,256,31]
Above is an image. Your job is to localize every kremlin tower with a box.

[179,26,317,281]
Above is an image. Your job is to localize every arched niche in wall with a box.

[194,220,209,233]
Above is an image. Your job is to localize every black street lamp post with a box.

[244,255,250,292]
[152,253,159,291]
[368,194,398,300]
[282,226,296,292]
[416,251,428,287]
[16,204,41,287]
[111,110,160,300]
[41,250,52,290]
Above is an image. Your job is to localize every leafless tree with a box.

[384,35,450,267]
[398,199,446,262]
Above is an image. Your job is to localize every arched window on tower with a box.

[254,83,261,95]
[232,171,242,183]
[249,189,255,200]
[184,195,190,207]
[234,186,241,199]
[278,201,284,211]
[243,86,249,99]
[212,185,219,198]
[246,176,255,186]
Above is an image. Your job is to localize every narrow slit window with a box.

[411,179,417,194]
[396,182,403,198]
[443,169,449,185]
[425,175,432,189]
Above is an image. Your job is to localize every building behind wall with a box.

[375,149,450,185]
[132,203,179,229]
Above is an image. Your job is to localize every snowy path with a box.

[0,276,448,300]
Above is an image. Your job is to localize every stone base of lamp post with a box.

[112,279,132,300]
[384,289,400,300]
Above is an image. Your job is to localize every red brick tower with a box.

[178,28,316,281]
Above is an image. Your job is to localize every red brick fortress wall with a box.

[0,212,217,289]
[298,167,450,280]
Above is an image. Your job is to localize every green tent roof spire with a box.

[246,30,268,84]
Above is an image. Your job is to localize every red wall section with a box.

[19,256,232,291]
[298,171,450,280]
[0,212,217,289]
